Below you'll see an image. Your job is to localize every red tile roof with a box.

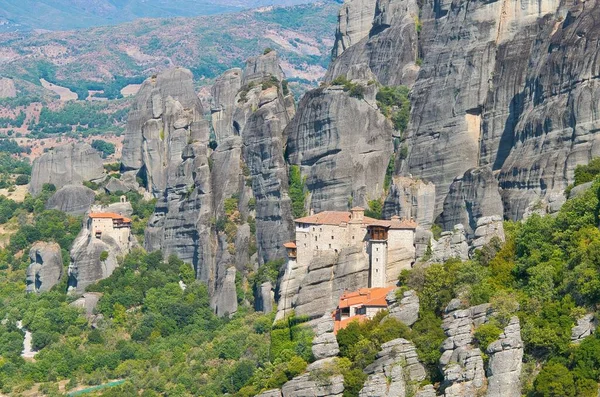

[337,287,394,308]
[334,315,367,333]
[89,212,132,223]
[294,211,378,226]
[368,219,417,230]
[283,242,297,248]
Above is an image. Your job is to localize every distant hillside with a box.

[0,0,329,31]
[0,2,338,99]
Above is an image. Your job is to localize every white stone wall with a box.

[296,223,368,268]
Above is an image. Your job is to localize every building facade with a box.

[88,212,132,245]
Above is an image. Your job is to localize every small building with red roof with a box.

[333,287,394,333]
[88,211,132,245]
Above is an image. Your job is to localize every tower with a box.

[368,225,388,288]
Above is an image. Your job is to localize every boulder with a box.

[70,292,102,318]
[104,178,132,194]
[571,314,596,343]
[26,242,63,293]
[471,215,505,253]
[46,185,96,215]
[430,224,469,263]
[386,289,419,327]
[29,143,105,196]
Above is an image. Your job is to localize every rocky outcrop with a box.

[440,301,491,397]
[471,216,505,253]
[438,167,503,238]
[46,185,96,215]
[0,77,16,98]
[286,85,393,212]
[486,317,523,397]
[331,0,377,59]
[312,314,340,360]
[571,314,596,343]
[121,68,205,197]
[326,0,420,86]
[359,338,427,397]
[281,359,344,397]
[241,51,284,86]
[26,242,63,293]
[256,281,275,313]
[70,292,102,318]
[29,143,105,196]
[430,225,469,263]
[386,289,419,327]
[235,52,295,264]
[104,178,132,194]
[383,177,436,228]
[211,68,242,143]
[277,245,370,321]
[211,267,238,317]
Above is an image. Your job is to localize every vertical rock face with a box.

[211,267,238,317]
[312,314,340,360]
[211,68,242,143]
[331,0,377,59]
[386,289,419,327]
[241,51,284,86]
[326,0,420,86]
[486,317,523,397]
[438,167,503,238]
[383,177,436,228]
[29,143,105,196]
[359,338,427,397]
[277,245,369,321]
[286,85,393,212]
[121,68,205,197]
[45,185,96,216]
[471,216,505,253]
[26,242,63,293]
[0,77,16,98]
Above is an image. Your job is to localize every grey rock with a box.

[387,289,419,326]
[571,314,596,343]
[414,227,433,260]
[438,167,503,238]
[277,245,369,321]
[331,0,377,59]
[121,68,205,198]
[256,281,275,313]
[312,315,340,360]
[242,51,284,86]
[26,242,63,293]
[29,143,105,196]
[282,369,344,397]
[46,185,96,216]
[70,292,102,318]
[104,178,132,194]
[257,390,283,397]
[486,317,523,397]
[414,385,436,397]
[360,338,427,397]
[569,182,594,199]
[326,0,420,87]
[0,77,16,98]
[383,177,436,228]
[286,85,393,212]
[211,68,242,143]
[212,267,238,317]
[430,225,469,263]
[471,216,505,253]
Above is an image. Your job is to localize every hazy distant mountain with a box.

[0,0,330,31]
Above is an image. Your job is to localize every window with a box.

[320,228,322,232]
[376,247,379,252]
[376,258,378,262]
[329,244,332,249]
[315,236,317,241]
[332,236,334,240]
[352,236,355,240]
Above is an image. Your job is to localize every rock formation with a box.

[29,143,105,196]
[277,245,369,321]
[211,267,238,317]
[571,314,596,343]
[429,225,469,263]
[331,0,377,59]
[256,281,275,313]
[386,289,419,327]
[46,185,96,215]
[326,0,420,86]
[281,359,345,397]
[486,317,523,397]
[359,338,427,397]
[121,68,206,197]
[26,242,63,293]
[211,68,242,143]
[471,216,505,253]
[0,77,16,98]
[104,178,132,194]
[383,177,436,228]
[438,167,503,238]
[285,84,393,212]
[312,314,340,360]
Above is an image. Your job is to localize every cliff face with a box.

[285,85,393,212]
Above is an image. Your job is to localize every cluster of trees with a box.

[376,85,410,134]
[289,165,306,218]
[91,139,116,158]
[0,110,26,128]
[28,103,128,137]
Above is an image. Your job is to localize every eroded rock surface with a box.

[312,314,340,360]
[211,267,238,317]
[471,216,505,253]
[26,242,63,293]
[430,225,469,263]
[46,185,96,215]
[571,314,596,343]
[386,289,419,327]
[29,143,105,196]
[331,0,377,59]
[383,177,436,228]
[486,317,523,397]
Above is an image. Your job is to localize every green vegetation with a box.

[0,110,26,128]
[91,140,116,158]
[365,199,383,219]
[94,191,156,240]
[383,155,394,192]
[28,102,128,137]
[289,165,307,218]
[330,76,366,100]
[376,85,410,134]
[565,157,600,196]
